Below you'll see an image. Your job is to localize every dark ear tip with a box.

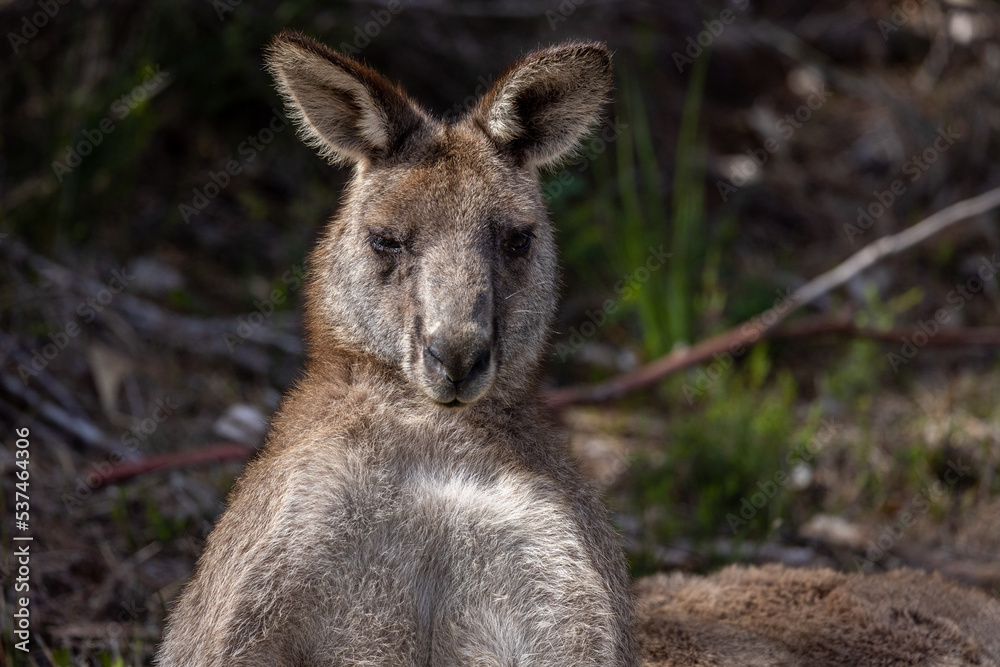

[551,41,611,60]
[265,30,305,66]
[574,41,612,58]
[535,41,613,83]
[558,42,613,97]
[575,42,613,75]
[266,30,341,65]
[268,29,306,51]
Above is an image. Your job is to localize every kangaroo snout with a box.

[415,249,497,405]
[420,327,495,405]
[424,339,491,384]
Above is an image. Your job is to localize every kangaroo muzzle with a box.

[417,276,496,405]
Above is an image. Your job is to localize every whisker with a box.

[504,280,554,300]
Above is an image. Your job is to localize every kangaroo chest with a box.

[296,447,618,664]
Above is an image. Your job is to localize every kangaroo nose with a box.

[424,341,491,385]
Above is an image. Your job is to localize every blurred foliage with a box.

[546,54,713,361]
[619,272,998,575]
[625,347,805,562]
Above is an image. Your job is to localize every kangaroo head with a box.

[266,32,611,406]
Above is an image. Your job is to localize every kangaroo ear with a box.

[265,31,425,166]
[473,42,612,171]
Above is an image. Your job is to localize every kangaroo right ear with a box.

[472,42,613,171]
[265,31,425,166]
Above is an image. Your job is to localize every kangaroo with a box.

[157,33,637,666]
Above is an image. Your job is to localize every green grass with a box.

[624,347,813,562]
[544,52,715,368]
[613,54,710,357]
[618,275,998,575]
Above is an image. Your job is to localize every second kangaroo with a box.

[157,33,637,666]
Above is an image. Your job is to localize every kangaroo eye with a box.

[504,230,533,253]
[369,234,403,255]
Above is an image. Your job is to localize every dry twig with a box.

[97,441,256,487]
[546,186,1000,409]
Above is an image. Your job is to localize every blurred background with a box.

[2,0,1000,663]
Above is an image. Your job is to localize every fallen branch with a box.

[546,186,1000,409]
[545,321,762,409]
[790,186,1000,308]
[97,441,256,487]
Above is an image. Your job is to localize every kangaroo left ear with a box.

[265,30,427,167]
[470,42,612,171]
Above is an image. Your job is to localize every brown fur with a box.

[636,564,1000,666]
[156,34,637,666]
